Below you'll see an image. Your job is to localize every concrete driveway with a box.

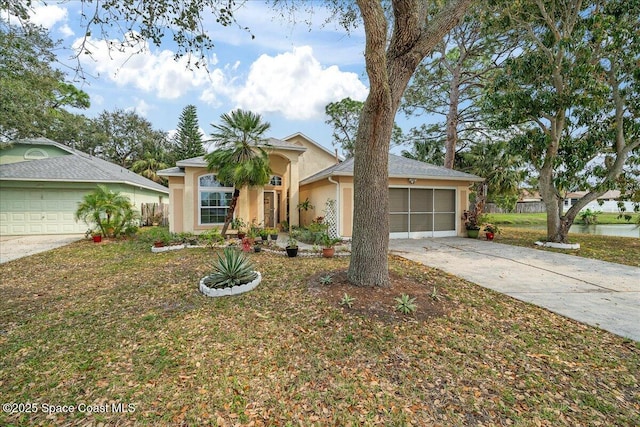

[0,234,84,264]
[389,237,640,342]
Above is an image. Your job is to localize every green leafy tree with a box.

[400,126,446,165]
[173,104,205,161]
[74,185,139,237]
[204,109,272,237]
[401,4,509,169]
[0,20,90,140]
[484,0,640,243]
[92,109,169,169]
[325,97,404,159]
[458,139,525,219]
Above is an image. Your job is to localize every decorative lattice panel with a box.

[324,199,338,238]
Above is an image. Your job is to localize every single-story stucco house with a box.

[158,133,482,239]
[0,137,169,235]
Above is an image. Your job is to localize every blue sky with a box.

[20,1,384,155]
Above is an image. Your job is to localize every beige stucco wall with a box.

[298,179,338,227]
[284,134,339,180]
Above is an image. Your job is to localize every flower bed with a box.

[199,272,262,297]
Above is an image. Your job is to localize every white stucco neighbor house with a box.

[0,137,169,235]
[158,133,483,239]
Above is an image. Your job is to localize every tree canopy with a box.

[0,19,90,140]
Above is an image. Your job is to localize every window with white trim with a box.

[269,175,282,186]
[199,174,233,224]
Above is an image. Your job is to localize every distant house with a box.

[158,133,483,239]
[0,137,169,235]
[563,190,632,213]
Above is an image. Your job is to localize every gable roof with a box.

[0,139,168,194]
[300,154,483,185]
[282,132,342,160]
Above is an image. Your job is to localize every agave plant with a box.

[204,248,257,289]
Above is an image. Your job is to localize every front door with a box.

[264,191,276,228]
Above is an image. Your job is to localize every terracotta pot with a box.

[322,247,335,258]
[154,241,165,248]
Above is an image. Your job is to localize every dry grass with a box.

[0,237,638,426]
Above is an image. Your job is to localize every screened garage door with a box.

[389,188,457,238]
[0,188,87,235]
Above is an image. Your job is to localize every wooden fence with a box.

[141,203,169,226]
[485,202,546,214]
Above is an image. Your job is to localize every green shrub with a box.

[199,229,224,247]
[394,294,417,315]
[203,248,257,289]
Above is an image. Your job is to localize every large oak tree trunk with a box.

[347,0,473,287]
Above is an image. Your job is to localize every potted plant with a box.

[231,218,247,239]
[462,210,482,238]
[483,223,500,241]
[259,228,269,241]
[91,231,102,243]
[268,228,279,240]
[286,237,299,257]
[320,232,341,258]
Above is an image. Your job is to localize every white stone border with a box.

[151,244,185,253]
[199,272,262,297]
[535,241,580,250]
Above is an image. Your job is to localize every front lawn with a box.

[1,238,638,426]
[487,212,639,226]
[496,227,640,267]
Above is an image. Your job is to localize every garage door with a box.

[389,188,457,238]
[0,188,87,235]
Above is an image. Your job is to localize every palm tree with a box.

[132,156,169,185]
[459,140,525,219]
[75,185,139,237]
[204,109,272,237]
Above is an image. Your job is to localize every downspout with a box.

[328,175,340,237]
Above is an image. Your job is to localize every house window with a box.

[24,148,49,160]
[269,175,282,186]
[199,174,233,225]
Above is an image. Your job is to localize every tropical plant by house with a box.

[203,248,258,289]
[74,184,139,238]
[204,109,272,238]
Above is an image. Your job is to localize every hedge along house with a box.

[0,137,169,235]
[159,132,483,238]
[158,133,340,234]
[299,154,483,238]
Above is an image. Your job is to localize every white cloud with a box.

[74,33,215,99]
[29,4,68,29]
[127,99,152,117]
[231,46,367,120]
[59,24,74,38]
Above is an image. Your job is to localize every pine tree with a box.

[173,105,204,161]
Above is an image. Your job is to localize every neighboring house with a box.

[0,137,169,235]
[564,190,634,213]
[159,133,482,239]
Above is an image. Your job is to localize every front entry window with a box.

[199,174,233,225]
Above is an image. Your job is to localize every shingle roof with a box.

[300,154,483,185]
[1,140,169,194]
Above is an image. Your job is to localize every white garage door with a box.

[0,188,87,235]
[389,188,457,238]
